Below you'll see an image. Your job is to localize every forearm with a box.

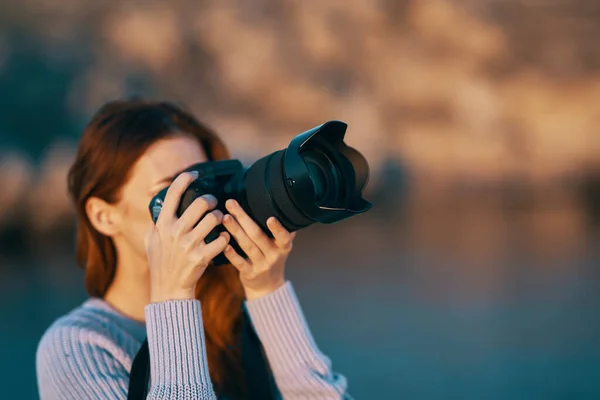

[245,282,348,399]
[145,300,217,399]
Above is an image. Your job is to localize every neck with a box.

[104,245,150,323]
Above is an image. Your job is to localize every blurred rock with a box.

[25,141,75,235]
[104,4,181,73]
[0,150,33,228]
[578,170,600,230]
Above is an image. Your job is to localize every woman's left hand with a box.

[222,199,296,300]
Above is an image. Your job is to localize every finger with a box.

[222,213,266,263]
[157,171,198,226]
[223,244,252,273]
[267,217,294,251]
[192,232,230,267]
[188,210,224,246]
[225,199,276,253]
[176,194,218,234]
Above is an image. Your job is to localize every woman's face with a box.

[115,134,208,263]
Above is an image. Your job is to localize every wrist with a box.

[150,289,196,303]
[243,279,286,301]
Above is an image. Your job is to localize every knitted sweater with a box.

[36,281,348,399]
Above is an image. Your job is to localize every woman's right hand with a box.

[145,171,230,303]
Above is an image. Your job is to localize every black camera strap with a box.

[127,338,151,400]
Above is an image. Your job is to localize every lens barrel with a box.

[240,120,372,232]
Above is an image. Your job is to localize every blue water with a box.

[1,204,599,399]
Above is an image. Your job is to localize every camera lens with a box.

[303,149,342,206]
[237,120,371,234]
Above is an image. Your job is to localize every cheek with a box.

[120,196,153,251]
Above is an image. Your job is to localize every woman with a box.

[36,100,349,399]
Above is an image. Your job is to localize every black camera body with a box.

[150,159,248,265]
[149,120,372,266]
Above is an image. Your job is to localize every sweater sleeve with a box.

[244,281,350,400]
[144,299,216,399]
[36,300,216,400]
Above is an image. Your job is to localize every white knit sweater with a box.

[36,281,349,399]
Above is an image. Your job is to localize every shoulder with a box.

[36,301,140,399]
[36,300,138,372]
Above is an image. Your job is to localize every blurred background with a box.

[1,0,599,398]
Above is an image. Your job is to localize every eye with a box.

[149,185,167,198]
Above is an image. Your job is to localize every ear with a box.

[86,196,122,237]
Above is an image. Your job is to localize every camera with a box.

[149,120,372,265]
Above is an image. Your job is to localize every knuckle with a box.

[180,237,193,252]
[171,222,185,238]
[246,241,257,252]
[188,235,202,250]
[249,228,263,238]
[196,253,207,267]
